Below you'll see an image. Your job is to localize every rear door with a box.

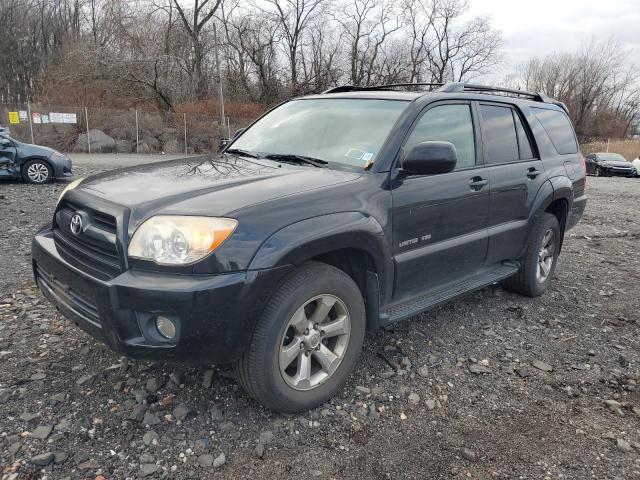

[477,102,546,265]
[391,101,489,300]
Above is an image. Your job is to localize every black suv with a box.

[32,83,586,412]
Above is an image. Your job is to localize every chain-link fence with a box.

[0,103,253,155]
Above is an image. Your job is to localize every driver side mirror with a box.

[403,141,457,175]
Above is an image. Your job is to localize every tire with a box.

[22,159,52,184]
[503,212,561,297]
[234,262,366,413]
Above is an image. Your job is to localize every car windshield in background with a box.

[231,98,408,168]
[599,153,626,162]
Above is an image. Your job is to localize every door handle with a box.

[468,176,488,191]
[527,167,541,179]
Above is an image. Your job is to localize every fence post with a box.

[85,107,91,154]
[606,138,610,153]
[135,109,139,154]
[183,113,187,155]
[27,101,34,144]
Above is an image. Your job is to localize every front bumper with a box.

[32,228,290,364]
[600,167,636,177]
[51,156,73,179]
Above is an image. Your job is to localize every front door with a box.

[391,102,489,301]
[0,138,17,176]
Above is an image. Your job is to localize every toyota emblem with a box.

[70,214,83,235]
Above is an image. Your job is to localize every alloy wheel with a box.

[536,229,555,283]
[279,294,351,391]
[27,163,50,183]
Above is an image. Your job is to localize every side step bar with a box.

[380,263,519,324]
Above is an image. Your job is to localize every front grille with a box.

[53,201,122,280]
[36,264,101,328]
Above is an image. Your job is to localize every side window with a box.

[479,104,519,164]
[532,107,578,155]
[513,111,534,159]
[404,104,476,170]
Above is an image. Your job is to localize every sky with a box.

[468,0,640,79]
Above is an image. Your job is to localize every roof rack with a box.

[323,83,443,94]
[438,82,548,101]
[322,82,568,112]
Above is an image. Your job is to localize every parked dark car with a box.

[32,82,586,412]
[584,152,636,177]
[0,134,73,183]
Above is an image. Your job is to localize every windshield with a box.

[231,98,408,168]
[598,153,626,162]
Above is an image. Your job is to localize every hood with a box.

[600,160,631,168]
[77,155,360,223]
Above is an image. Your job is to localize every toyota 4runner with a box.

[32,82,587,412]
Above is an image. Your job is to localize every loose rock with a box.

[31,452,54,466]
[213,452,226,468]
[532,360,553,372]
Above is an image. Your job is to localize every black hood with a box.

[600,160,632,168]
[75,155,360,225]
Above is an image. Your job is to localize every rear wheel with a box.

[234,262,365,413]
[22,159,52,184]
[503,212,561,297]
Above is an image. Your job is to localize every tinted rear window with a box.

[513,111,534,159]
[479,105,519,164]
[532,107,577,155]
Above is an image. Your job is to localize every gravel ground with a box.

[1,166,639,480]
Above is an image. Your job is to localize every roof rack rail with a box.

[439,82,548,102]
[323,83,443,94]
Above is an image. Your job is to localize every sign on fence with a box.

[8,112,19,124]
[49,112,64,123]
[42,115,49,124]
[19,111,28,121]
[32,112,41,124]
[49,112,77,124]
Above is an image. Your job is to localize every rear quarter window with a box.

[532,107,578,155]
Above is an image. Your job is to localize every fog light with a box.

[155,315,176,339]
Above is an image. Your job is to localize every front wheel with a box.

[503,212,561,297]
[22,159,52,184]
[234,262,365,413]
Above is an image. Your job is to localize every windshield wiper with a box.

[264,153,328,168]
[224,148,260,159]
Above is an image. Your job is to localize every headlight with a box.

[128,216,237,265]
[57,178,83,205]
[51,151,67,161]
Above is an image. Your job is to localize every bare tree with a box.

[424,0,502,83]
[335,0,401,85]
[510,38,639,138]
[173,0,223,99]
[2,0,512,115]
[257,0,328,94]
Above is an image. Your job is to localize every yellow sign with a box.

[8,111,19,124]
